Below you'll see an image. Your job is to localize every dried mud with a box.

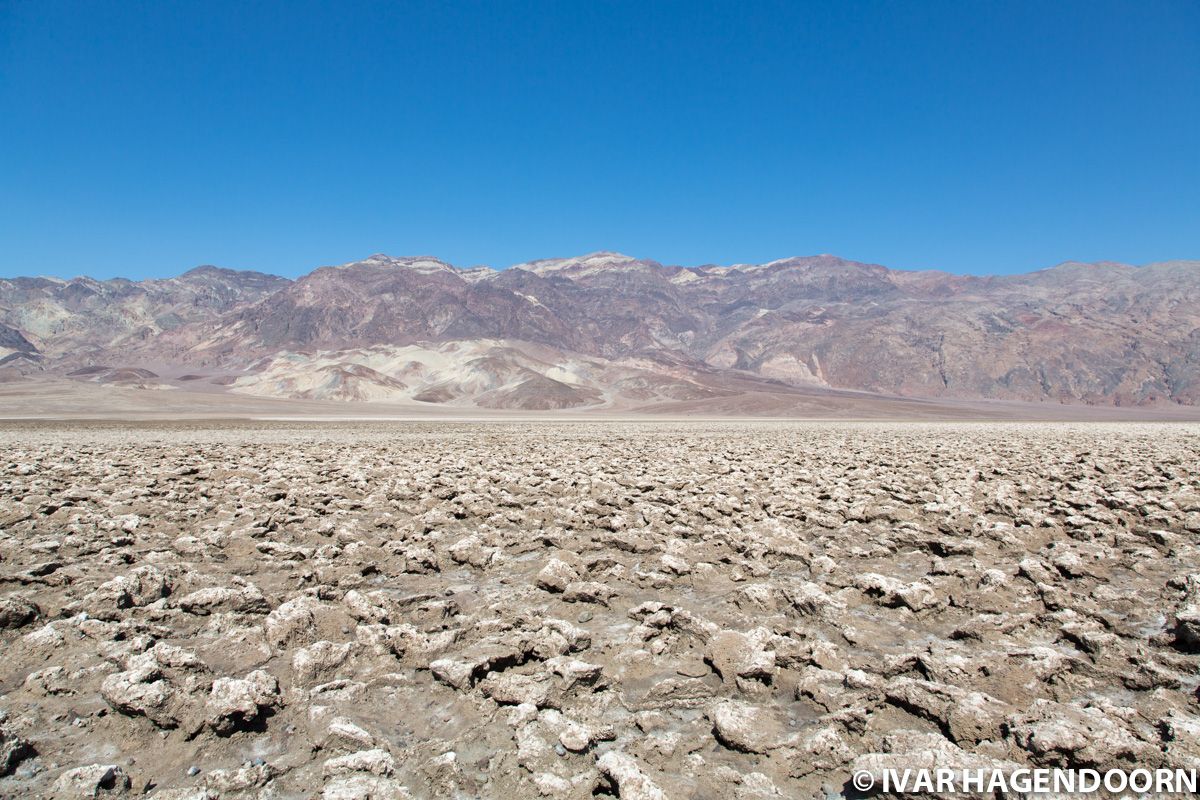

[1,421,1199,799]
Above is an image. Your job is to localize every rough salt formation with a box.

[0,421,1198,798]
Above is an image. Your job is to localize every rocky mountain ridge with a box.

[2,253,1197,409]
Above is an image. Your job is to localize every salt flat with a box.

[1,422,1198,798]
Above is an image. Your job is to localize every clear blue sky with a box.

[1,0,1197,279]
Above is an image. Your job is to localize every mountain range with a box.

[2,252,1197,414]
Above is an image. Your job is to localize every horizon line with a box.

[4,251,1197,284]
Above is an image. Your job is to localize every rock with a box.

[1158,709,1200,766]
[429,658,474,691]
[1172,605,1200,652]
[737,583,782,612]
[1060,620,1118,655]
[596,751,666,800]
[709,700,784,753]
[894,581,939,611]
[541,619,591,652]
[533,771,571,796]
[292,641,354,683]
[535,558,579,593]
[322,749,396,777]
[660,553,691,575]
[792,724,856,776]
[22,621,65,650]
[427,662,472,690]
[632,677,715,709]
[562,581,613,605]
[86,566,170,617]
[149,642,205,671]
[884,677,1012,744]
[1006,699,1162,768]
[204,670,280,734]
[480,672,556,708]
[0,596,39,629]
[52,764,131,797]
[448,535,498,567]
[342,590,391,624]
[324,718,377,750]
[788,582,844,616]
[0,728,34,777]
[557,720,593,752]
[24,665,72,696]
[149,790,217,800]
[204,763,273,792]
[100,653,182,728]
[354,623,422,658]
[430,642,524,690]
[322,774,411,800]
[264,595,325,648]
[177,584,269,615]
[856,573,939,611]
[545,656,603,687]
[705,629,775,685]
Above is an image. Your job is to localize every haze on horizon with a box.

[1,0,1197,280]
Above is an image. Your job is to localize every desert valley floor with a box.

[1,421,1199,799]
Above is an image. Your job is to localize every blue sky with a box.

[1,0,1197,279]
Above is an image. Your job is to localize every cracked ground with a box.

[1,421,1199,799]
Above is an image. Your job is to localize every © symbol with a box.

[852,770,875,792]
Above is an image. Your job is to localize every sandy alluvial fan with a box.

[0,422,1199,798]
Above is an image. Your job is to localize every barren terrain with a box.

[2,422,1199,799]
[6,253,1200,411]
